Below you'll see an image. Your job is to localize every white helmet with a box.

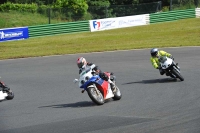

[77,57,87,68]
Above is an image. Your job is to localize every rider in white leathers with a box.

[77,57,116,91]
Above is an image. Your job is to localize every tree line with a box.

[0,0,198,9]
[0,0,174,7]
[0,0,198,22]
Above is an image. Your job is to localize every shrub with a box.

[0,2,37,13]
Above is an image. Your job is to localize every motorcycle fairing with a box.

[80,75,114,99]
[96,79,108,98]
[80,75,100,89]
[0,91,7,101]
[104,72,110,77]
[93,76,114,99]
[161,57,173,70]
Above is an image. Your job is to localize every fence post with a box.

[170,0,173,11]
[157,1,162,12]
[48,8,51,24]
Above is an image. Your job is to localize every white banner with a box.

[89,14,148,32]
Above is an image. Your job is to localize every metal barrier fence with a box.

[27,8,199,38]
[28,21,89,38]
[150,8,195,23]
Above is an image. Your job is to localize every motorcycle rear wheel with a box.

[112,85,122,100]
[87,87,104,105]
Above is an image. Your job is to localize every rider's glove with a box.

[99,72,108,81]
[157,66,161,69]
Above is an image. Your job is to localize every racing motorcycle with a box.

[159,56,184,81]
[0,80,14,101]
[74,64,122,105]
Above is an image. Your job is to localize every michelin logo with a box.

[0,31,23,40]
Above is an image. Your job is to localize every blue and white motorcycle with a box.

[74,64,122,105]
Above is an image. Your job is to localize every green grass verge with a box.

[0,18,199,60]
[0,11,65,28]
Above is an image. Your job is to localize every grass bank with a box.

[0,18,199,60]
[0,11,64,28]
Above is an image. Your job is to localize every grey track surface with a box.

[0,47,200,133]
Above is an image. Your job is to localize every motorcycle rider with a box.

[77,57,116,91]
[150,48,176,76]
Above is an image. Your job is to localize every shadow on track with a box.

[38,101,96,108]
[122,78,179,85]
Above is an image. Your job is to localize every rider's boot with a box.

[109,81,116,92]
[110,73,115,81]
[110,83,116,92]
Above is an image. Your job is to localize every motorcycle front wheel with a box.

[87,87,104,105]
[171,68,184,81]
[6,90,14,100]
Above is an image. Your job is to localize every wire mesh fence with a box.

[1,0,198,26]
[43,0,199,23]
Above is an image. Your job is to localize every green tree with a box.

[87,0,112,18]
[109,0,136,5]
[4,0,56,5]
[53,0,88,20]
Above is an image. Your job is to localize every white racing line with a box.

[0,46,200,62]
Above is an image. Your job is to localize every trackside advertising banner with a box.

[89,14,147,32]
[0,27,29,42]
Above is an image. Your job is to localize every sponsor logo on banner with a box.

[93,21,101,29]
[0,31,23,40]
[90,20,116,31]
[100,20,115,29]
[118,15,146,27]
[93,20,115,30]
[0,27,29,42]
[89,14,147,32]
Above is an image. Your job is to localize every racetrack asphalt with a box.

[0,47,200,133]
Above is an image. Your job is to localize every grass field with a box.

[0,18,199,60]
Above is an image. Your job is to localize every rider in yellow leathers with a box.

[150,48,175,76]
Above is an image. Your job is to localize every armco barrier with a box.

[196,8,200,18]
[150,9,196,23]
[28,9,197,38]
[28,21,90,38]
